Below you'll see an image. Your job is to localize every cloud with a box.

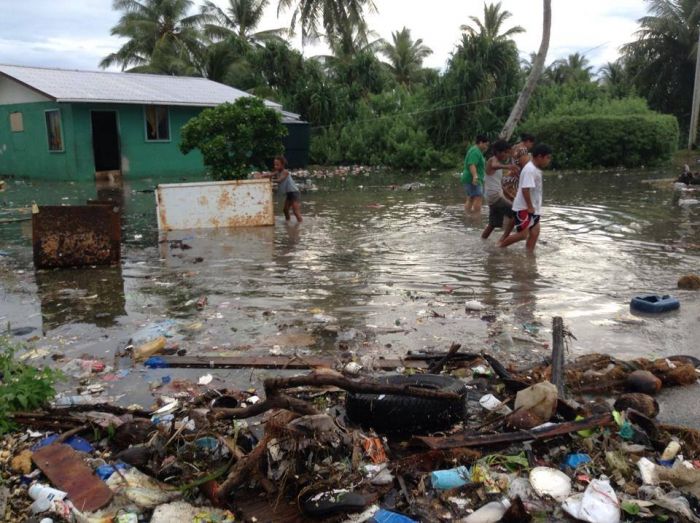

[0,0,648,72]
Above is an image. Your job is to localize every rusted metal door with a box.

[32,204,121,269]
[155,179,274,231]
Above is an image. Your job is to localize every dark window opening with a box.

[45,110,63,151]
[145,106,170,141]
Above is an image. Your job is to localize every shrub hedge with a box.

[523,113,679,169]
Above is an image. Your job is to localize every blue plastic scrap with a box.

[32,435,95,453]
[95,462,130,481]
[144,356,169,369]
[430,465,471,490]
[563,453,592,469]
[371,510,418,523]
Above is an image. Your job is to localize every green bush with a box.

[0,337,61,435]
[310,90,448,170]
[180,98,287,180]
[523,113,679,169]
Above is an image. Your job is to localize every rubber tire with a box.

[630,295,680,313]
[345,374,467,434]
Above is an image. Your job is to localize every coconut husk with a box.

[626,370,662,395]
[652,362,698,386]
[678,274,700,290]
[614,393,659,418]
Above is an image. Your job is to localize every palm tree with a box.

[545,52,593,84]
[380,27,432,86]
[622,0,700,127]
[101,0,204,72]
[501,0,551,139]
[277,0,377,52]
[461,1,525,42]
[200,0,287,46]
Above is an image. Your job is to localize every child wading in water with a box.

[262,156,302,223]
[499,144,553,251]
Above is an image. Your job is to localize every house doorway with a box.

[91,111,121,176]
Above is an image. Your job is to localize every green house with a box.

[0,64,309,181]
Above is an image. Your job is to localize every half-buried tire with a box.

[345,374,467,434]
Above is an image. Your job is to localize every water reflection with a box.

[35,266,126,330]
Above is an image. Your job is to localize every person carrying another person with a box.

[500,133,535,238]
[481,140,520,240]
[499,144,553,252]
[462,135,489,213]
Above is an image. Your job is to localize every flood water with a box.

[1,169,699,422]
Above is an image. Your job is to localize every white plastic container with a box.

[463,499,511,523]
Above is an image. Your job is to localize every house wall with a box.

[71,103,206,179]
[0,76,308,180]
[0,100,207,180]
[0,101,80,179]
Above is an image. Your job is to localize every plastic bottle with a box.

[660,441,681,463]
[430,465,471,490]
[134,336,166,361]
[463,499,511,523]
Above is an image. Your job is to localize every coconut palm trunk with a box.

[500,0,551,140]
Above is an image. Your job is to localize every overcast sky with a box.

[0,0,648,73]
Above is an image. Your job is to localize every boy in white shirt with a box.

[499,144,553,251]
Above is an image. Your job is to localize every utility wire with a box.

[309,91,522,131]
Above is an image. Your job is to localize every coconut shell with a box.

[626,370,662,395]
[505,408,544,430]
[614,393,660,418]
[678,274,700,290]
[660,363,698,386]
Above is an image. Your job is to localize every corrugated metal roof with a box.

[0,64,283,109]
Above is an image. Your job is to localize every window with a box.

[144,106,170,141]
[45,110,64,152]
[10,112,23,132]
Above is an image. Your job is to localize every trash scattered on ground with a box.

[3,315,700,521]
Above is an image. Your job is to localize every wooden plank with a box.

[156,355,430,370]
[32,443,113,513]
[413,413,614,450]
[551,316,566,398]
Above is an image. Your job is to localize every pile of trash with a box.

[3,318,700,522]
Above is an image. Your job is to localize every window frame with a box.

[44,109,65,153]
[9,112,24,133]
[143,105,171,143]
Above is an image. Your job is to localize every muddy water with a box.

[0,170,699,422]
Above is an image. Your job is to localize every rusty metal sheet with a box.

[155,179,274,231]
[32,443,114,513]
[32,204,121,269]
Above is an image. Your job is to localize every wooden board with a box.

[156,355,430,370]
[32,443,113,512]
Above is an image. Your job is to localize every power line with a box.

[309,91,522,131]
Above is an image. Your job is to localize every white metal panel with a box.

[0,64,283,109]
[155,179,274,231]
[0,75,50,105]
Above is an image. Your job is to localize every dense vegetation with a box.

[102,0,691,169]
[180,97,287,179]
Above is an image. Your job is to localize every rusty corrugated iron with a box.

[32,203,121,269]
[155,179,274,231]
[32,443,114,513]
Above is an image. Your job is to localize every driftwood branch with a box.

[262,373,461,400]
[551,316,566,398]
[214,393,319,420]
[428,343,461,373]
[413,413,614,450]
[216,437,269,501]
[214,371,461,420]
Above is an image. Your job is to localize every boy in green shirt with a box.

[462,135,489,213]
